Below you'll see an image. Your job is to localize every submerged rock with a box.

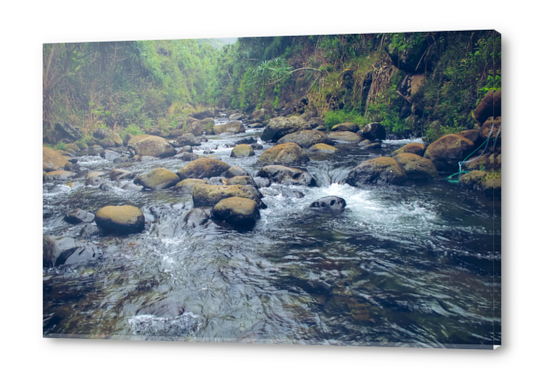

[177,158,231,180]
[43,235,103,267]
[345,157,406,186]
[310,196,347,213]
[95,205,145,234]
[64,209,95,224]
[134,168,180,190]
[256,143,309,166]
[211,197,260,229]
[256,165,316,186]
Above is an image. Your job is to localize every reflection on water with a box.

[43,120,501,348]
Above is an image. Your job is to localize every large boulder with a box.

[127,135,176,158]
[176,133,201,146]
[43,235,103,267]
[256,143,309,166]
[43,147,69,172]
[361,123,386,141]
[211,197,260,229]
[328,131,362,143]
[174,179,210,194]
[192,184,262,207]
[330,123,359,132]
[134,168,180,190]
[231,144,255,158]
[423,134,475,172]
[277,130,332,148]
[345,157,407,186]
[261,117,310,142]
[177,158,231,180]
[213,121,245,135]
[95,205,145,234]
[473,89,501,125]
[256,165,316,186]
[54,122,82,142]
[394,153,438,180]
[392,143,426,157]
[309,196,347,213]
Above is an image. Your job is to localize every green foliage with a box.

[324,110,366,130]
[119,124,144,139]
[53,142,67,151]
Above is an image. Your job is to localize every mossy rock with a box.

[330,123,359,132]
[177,158,231,180]
[261,116,310,142]
[392,143,426,157]
[463,155,489,171]
[424,134,475,172]
[223,176,256,187]
[192,184,261,207]
[345,157,406,186]
[458,170,486,189]
[481,177,501,200]
[213,121,245,135]
[328,131,362,143]
[231,144,255,158]
[174,179,210,194]
[308,143,338,153]
[127,135,176,158]
[95,205,145,234]
[277,130,332,148]
[44,170,77,181]
[256,143,309,166]
[211,197,260,229]
[134,168,180,190]
[394,153,438,180]
[43,146,69,172]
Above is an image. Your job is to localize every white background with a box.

[1,1,539,378]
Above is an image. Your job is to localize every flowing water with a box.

[43,119,501,348]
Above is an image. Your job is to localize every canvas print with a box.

[43,30,501,348]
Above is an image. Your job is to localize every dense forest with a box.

[43,31,500,147]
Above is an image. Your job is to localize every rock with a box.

[345,157,407,186]
[392,143,426,157]
[256,143,309,166]
[459,170,486,189]
[64,209,95,224]
[44,170,77,181]
[236,136,256,145]
[182,208,210,229]
[98,132,122,148]
[100,149,121,161]
[93,128,113,140]
[134,168,180,190]
[110,169,135,181]
[99,182,114,191]
[330,123,359,132]
[423,134,475,172]
[251,143,263,150]
[177,158,231,180]
[211,197,260,229]
[43,147,69,172]
[480,116,501,140]
[358,140,382,150]
[310,196,347,213]
[192,184,262,207]
[256,165,316,186]
[488,153,501,170]
[86,172,104,186]
[261,117,310,142]
[250,109,268,123]
[231,144,255,158]
[168,129,185,138]
[481,177,501,200]
[223,176,257,187]
[307,117,325,128]
[328,131,362,143]
[308,143,338,153]
[176,133,201,146]
[463,155,489,171]
[95,205,145,234]
[174,179,210,194]
[127,135,176,158]
[473,89,501,125]
[213,121,245,135]
[361,123,386,141]
[394,153,438,180]
[199,118,215,133]
[179,145,193,153]
[229,113,244,121]
[54,122,82,142]
[43,235,103,267]
[180,152,199,161]
[123,133,134,146]
[457,129,481,146]
[224,166,250,178]
[277,130,332,148]
[190,108,215,120]
[79,224,101,238]
[113,156,130,164]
